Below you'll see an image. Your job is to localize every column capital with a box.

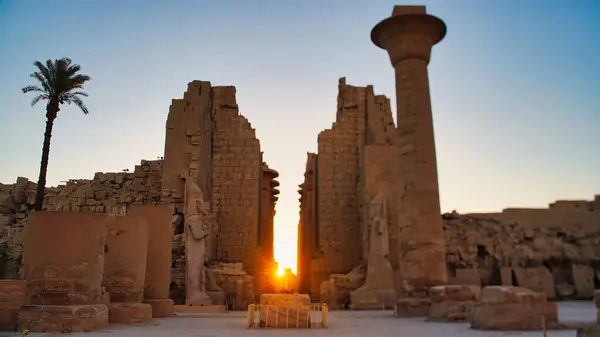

[371,12,446,66]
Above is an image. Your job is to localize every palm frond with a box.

[29,72,51,94]
[36,61,55,95]
[69,90,89,97]
[30,94,49,106]
[68,74,91,89]
[21,85,44,94]
[62,93,89,115]
[24,58,91,114]
[66,63,81,77]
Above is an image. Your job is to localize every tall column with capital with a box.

[371,5,448,304]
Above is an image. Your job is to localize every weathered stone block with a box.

[448,268,481,286]
[512,267,556,299]
[572,264,595,299]
[395,298,430,317]
[18,304,108,333]
[129,205,172,300]
[22,212,107,306]
[577,325,600,337]
[428,285,481,322]
[0,280,26,310]
[260,293,311,306]
[0,280,27,331]
[108,302,152,324]
[430,284,481,302]
[143,299,173,317]
[0,309,19,331]
[471,286,559,330]
[103,214,148,303]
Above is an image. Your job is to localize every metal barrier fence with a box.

[246,303,328,328]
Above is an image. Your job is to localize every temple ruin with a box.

[0,3,598,334]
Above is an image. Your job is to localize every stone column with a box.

[260,166,279,260]
[103,215,152,324]
[129,205,175,317]
[256,165,279,296]
[371,5,448,307]
[19,212,109,332]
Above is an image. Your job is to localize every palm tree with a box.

[22,58,91,211]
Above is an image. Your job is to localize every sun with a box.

[276,268,284,277]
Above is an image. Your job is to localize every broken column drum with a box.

[104,216,149,303]
[371,6,448,294]
[103,215,152,323]
[19,211,109,332]
[22,212,108,305]
[129,205,175,317]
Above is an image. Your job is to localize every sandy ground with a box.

[11,301,597,337]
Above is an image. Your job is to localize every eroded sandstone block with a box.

[395,298,430,317]
[577,325,600,337]
[129,205,172,300]
[18,304,108,333]
[512,267,556,299]
[428,285,481,322]
[328,265,365,309]
[108,302,152,324]
[471,286,559,330]
[22,212,107,305]
[448,268,481,286]
[572,264,595,299]
[143,299,174,317]
[103,215,148,303]
[0,280,27,331]
[258,294,311,328]
[206,262,254,310]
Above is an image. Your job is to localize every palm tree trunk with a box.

[33,102,58,211]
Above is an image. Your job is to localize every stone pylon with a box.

[370,5,448,307]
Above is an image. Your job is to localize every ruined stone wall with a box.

[162,82,271,302]
[0,160,162,278]
[0,81,274,306]
[0,160,162,222]
[471,201,600,234]
[161,81,215,301]
[315,78,366,280]
[308,77,395,298]
[443,209,600,299]
[210,86,262,275]
[162,81,213,210]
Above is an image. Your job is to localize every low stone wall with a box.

[471,286,559,330]
[0,280,26,330]
[444,212,600,300]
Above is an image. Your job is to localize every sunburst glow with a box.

[273,206,298,276]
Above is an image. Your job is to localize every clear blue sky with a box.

[1,1,599,232]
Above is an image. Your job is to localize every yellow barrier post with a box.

[305,305,310,328]
[246,304,255,328]
[265,306,269,328]
[541,315,547,337]
[322,304,329,328]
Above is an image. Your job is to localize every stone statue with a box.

[184,180,213,306]
[349,191,396,309]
